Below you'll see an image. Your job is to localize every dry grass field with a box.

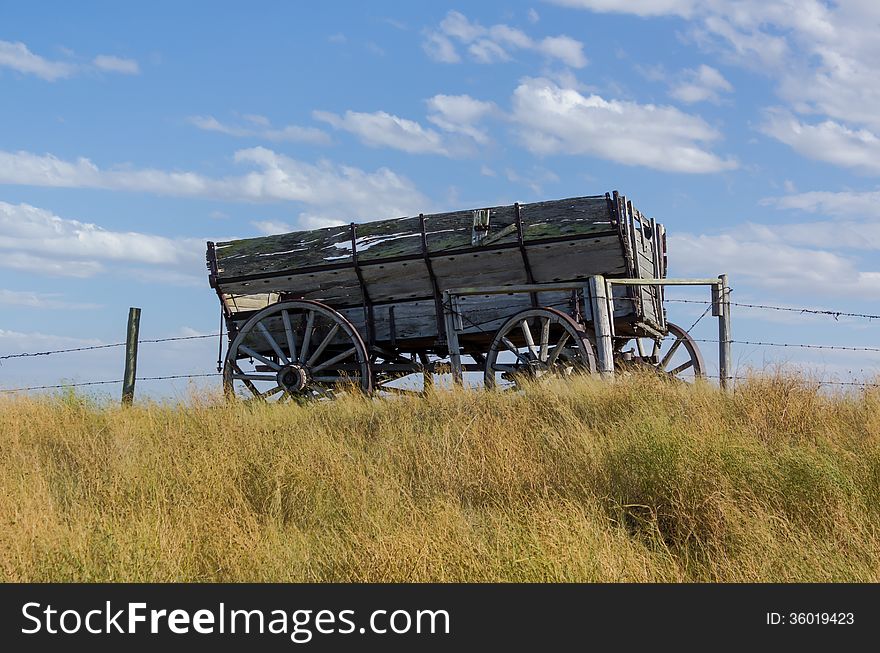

[1,373,879,582]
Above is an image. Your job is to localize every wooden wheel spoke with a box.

[281,310,298,361]
[239,345,281,371]
[668,360,694,376]
[546,331,571,365]
[491,363,518,372]
[635,338,646,358]
[232,362,262,397]
[232,372,277,381]
[539,317,550,362]
[307,384,334,399]
[501,337,531,364]
[260,385,285,400]
[520,320,538,359]
[257,322,288,363]
[651,338,661,359]
[313,375,358,383]
[298,310,316,363]
[660,336,685,368]
[311,346,357,373]
[306,323,340,367]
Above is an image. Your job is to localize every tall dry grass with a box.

[1,373,879,582]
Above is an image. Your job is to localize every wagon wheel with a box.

[223,300,372,401]
[617,321,704,381]
[484,307,597,390]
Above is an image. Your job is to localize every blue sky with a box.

[1,1,878,397]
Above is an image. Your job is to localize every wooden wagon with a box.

[206,191,704,399]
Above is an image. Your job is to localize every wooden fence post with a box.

[588,276,615,378]
[718,274,732,392]
[122,307,141,405]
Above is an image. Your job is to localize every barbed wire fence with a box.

[1,292,878,395]
[0,331,222,394]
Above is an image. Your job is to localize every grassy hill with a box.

[1,373,878,582]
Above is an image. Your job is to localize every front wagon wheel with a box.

[223,300,372,401]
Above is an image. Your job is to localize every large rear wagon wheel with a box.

[223,300,372,401]
[484,307,597,390]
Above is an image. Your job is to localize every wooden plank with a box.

[431,248,530,292]
[359,259,434,301]
[526,236,627,282]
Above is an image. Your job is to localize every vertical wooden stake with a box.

[718,274,732,392]
[588,276,615,379]
[122,307,141,405]
[442,291,463,385]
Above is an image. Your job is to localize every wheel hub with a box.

[277,363,310,392]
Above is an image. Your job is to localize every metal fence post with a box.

[718,274,732,392]
[122,307,141,405]
[588,275,615,378]
[443,291,463,385]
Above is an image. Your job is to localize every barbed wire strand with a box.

[0,372,221,393]
[664,298,880,321]
[0,333,220,362]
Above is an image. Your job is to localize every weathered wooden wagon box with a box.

[207,191,699,398]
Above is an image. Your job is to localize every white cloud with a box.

[505,167,560,195]
[528,8,540,23]
[762,189,880,219]
[243,114,270,127]
[510,77,737,173]
[0,328,101,350]
[251,220,294,235]
[424,10,587,68]
[313,109,448,155]
[92,55,140,75]
[0,39,140,80]
[670,232,880,298]
[469,39,511,64]
[441,11,486,42]
[422,32,461,63]
[0,201,201,279]
[669,64,732,103]
[426,94,496,145]
[760,110,880,175]
[537,36,588,69]
[739,220,880,252]
[0,251,103,278]
[0,40,75,80]
[188,115,331,145]
[0,289,100,310]
[0,148,429,220]
[547,1,697,18]
[550,0,880,154]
